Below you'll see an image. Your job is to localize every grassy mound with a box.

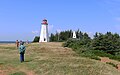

[0,43,120,75]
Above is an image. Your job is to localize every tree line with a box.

[63,31,120,61]
[33,29,91,42]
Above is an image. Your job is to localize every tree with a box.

[49,33,55,42]
[33,36,40,42]
[49,29,91,42]
[76,29,80,39]
[92,32,120,55]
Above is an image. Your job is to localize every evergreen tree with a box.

[49,33,55,42]
[33,36,40,42]
[92,32,120,55]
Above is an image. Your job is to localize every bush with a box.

[33,36,40,42]
[109,55,120,61]
[63,32,120,61]
[63,38,78,47]
[10,71,26,75]
[80,50,100,60]
[92,32,120,55]
[106,62,117,68]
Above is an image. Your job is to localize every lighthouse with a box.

[39,19,49,42]
[73,31,76,38]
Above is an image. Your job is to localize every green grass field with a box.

[0,42,120,75]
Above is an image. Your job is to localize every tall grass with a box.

[0,43,120,75]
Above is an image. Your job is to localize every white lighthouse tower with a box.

[39,19,49,42]
[73,31,76,38]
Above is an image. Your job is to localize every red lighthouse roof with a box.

[41,19,48,25]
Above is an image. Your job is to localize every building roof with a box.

[41,19,48,25]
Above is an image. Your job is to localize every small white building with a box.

[73,31,76,38]
[39,19,49,42]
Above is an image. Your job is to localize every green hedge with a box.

[63,37,120,61]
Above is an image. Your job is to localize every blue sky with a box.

[0,0,120,41]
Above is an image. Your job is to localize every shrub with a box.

[32,36,40,42]
[106,62,117,68]
[63,32,120,61]
[10,71,26,75]
[92,32,120,55]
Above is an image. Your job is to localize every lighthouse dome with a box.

[43,19,47,21]
[41,19,48,25]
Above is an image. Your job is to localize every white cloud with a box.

[56,29,61,33]
[32,30,39,34]
[86,32,94,39]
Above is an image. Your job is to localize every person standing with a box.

[18,42,26,62]
[19,40,22,46]
[16,40,19,48]
[26,40,29,44]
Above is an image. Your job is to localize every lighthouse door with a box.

[44,38,46,41]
